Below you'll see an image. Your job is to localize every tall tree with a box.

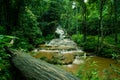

[98,0,105,53]
[113,0,118,43]
[80,0,87,42]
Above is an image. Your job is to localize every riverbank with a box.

[31,45,120,80]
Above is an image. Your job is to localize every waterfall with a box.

[55,25,66,39]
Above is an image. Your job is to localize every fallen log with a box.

[5,47,79,80]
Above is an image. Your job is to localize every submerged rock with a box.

[73,56,84,64]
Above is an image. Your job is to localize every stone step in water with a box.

[39,45,77,50]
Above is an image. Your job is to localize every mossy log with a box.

[5,48,79,80]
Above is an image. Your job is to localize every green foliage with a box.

[12,6,42,50]
[60,1,81,35]
[19,6,42,37]
[0,26,6,34]
[76,62,99,80]
[14,39,34,51]
[0,52,11,80]
[98,40,117,57]
[39,0,64,36]
[71,34,83,46]
[83,36,98,52]
[76,62,120,80]
[0,0,120,79]
[87,18,99,35]
[0,35,16,48]
[72,34,120,58]
[99,46,114,57]
[0,35,16,80]
[72,34,98,52]
[99,35,120,58]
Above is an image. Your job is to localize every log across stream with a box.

[5,47,79,80]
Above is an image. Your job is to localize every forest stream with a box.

[30,27,120,79]
[31,46,120,79]
[1,0,120,80]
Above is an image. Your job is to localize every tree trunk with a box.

[80,0,87,42]
[113,0,118,43]
[98,0,104,53]
[5,48,79,80]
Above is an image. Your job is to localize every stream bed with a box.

[31,44,120,79]
[31,26,120,79]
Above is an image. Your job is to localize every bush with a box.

[71,34,83,46]
[98,35,120,58]
[14,38,34,51]
[76,62,99,80]
[76,62,120,80]
[0,35,15,80]
[71,34,98,52]
[83,36,98,52]
[98,45,115,58]
[71,34,120,58]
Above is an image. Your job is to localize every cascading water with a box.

[55,25,66,39]
[48,25,78,48]
[47,26,83,54]
[32,26,120,78]
[36,25,85,65]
